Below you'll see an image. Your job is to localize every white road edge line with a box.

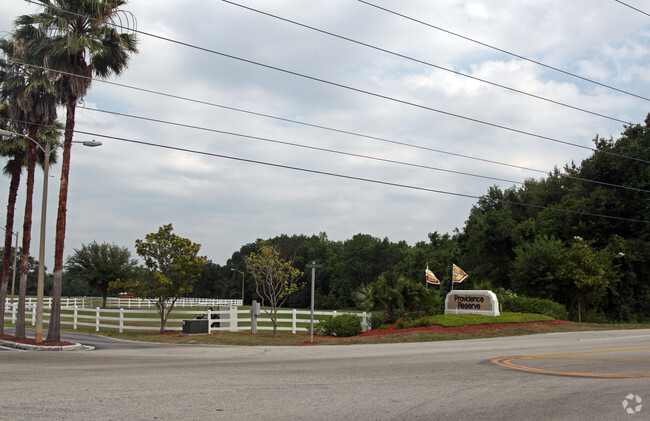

[578,335,650,341]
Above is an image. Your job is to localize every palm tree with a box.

[0,107,25,335]
[353,271,431,322]
[0,33,59,338]
[16,0,138,341]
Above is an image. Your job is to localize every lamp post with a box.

[231,268,245,305]
[0,129,101,341]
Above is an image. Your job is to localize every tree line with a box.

[217,118,650,322]
[5,115,648,324]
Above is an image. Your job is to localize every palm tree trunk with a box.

[47,98,76,342]
[0,149,24,335]
[15,131,38,338]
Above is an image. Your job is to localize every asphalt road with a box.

[1,329,649,420]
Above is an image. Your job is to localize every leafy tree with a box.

[511,235,568,303]
[560,237,608,322]
[244,241,303,337]
[133,224,206,332]
[15,0,138,342]
[458,186,519,290]
[65,241,138,308]
[190,260,221,299]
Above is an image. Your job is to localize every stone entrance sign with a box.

[445,290,500,316]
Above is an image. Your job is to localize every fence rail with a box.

[5,296,243,309]
[3,300,370,334]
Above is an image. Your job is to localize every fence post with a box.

[207,307,212,333]
[11,302,16,323]
[250,300,258,334]
[229,306,237,332]
[292,309,297,334]
[73,306,78,330]
[31,305,36,326]
[95,307,100,332]
[119,308,124,333]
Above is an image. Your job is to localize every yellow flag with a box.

[452,264,468,283]
[426,268,440,285]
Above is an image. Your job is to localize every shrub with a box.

[500,294,567,319]
[315,314,363,337]
[369,311,392,329]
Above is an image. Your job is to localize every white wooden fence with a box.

[3,300,370,334]
[5,296,242,309]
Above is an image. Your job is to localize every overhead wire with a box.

[15,2,650,164]
[2,114,647,221]
[614,0,650,17]
[61,127,650,225]
[7,0,650,202]
[82,107,650,194]
[222,0,632,126]
[6,60,560,176]
[4,60,649,194]
[76,106,527,187]
[357,0,650,102]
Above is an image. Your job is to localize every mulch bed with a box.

[0,333,75,347]
[358,320,571,337]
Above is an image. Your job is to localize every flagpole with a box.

[451,265,454,291]
[426,263,429,289]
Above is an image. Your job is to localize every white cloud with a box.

[1,0,648,271]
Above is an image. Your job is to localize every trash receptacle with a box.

[182,319,208,334]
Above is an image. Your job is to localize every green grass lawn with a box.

[397,312,554,329]
[5,305,648,346]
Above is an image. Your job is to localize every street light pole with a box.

[231,268,244,305]
[35,141,50,342]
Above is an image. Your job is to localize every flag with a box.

[426,268,440,285]
[452,264,468,283]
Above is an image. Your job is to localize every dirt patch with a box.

[0,334,75,347]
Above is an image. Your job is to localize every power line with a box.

[8,59,556,175]
[4,61,649,194]
[78,106,527,186]
[11,4,650,165]
[87,29,650,164]
[357,0,650,102]
[615,0,650,17]
[222,0,632,126]
[63,128,648,225]
[2,113,647,220]
[78,107,650,195]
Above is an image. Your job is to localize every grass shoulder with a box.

[57,312,649,346]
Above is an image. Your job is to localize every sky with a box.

[1,0,649,271]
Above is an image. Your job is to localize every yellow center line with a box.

[523,356,650,363]
[492,347,650,378]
